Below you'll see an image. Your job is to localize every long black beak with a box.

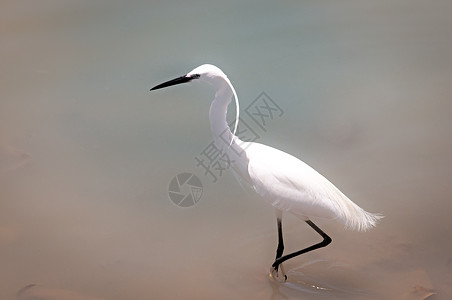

[150,74,199,91]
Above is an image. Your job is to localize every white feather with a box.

[246,142,382,231]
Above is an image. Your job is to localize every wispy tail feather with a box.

[344,207,384,232]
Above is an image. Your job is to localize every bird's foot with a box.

[271,262,287,281]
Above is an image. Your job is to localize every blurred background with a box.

[1,1,451,299]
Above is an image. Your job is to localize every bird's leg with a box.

[275,217,284,259]
[272,217,287,280]
[272,220,332,272]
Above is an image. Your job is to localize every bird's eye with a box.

[191,74,200,79]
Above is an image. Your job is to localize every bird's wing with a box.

[246,143,338,218]
[245,142,381,230]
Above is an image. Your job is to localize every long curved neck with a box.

[207,75,252,186]
[208,78,236,148]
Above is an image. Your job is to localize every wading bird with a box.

[150,64,382,280]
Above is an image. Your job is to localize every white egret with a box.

[150,64,382,280]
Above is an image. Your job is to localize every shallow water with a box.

[1,1,452,299]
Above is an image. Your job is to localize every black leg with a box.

[275,217,284,260]
[273,217,287,280]
[272,220,332,271]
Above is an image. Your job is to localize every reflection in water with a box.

[1,0,452,299]
[268,260,377,300]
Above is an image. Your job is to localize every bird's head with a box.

[150,64,229,91]
[150,64,239,141]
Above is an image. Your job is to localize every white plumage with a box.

[151,64,382,280]
[245,141,380,231]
